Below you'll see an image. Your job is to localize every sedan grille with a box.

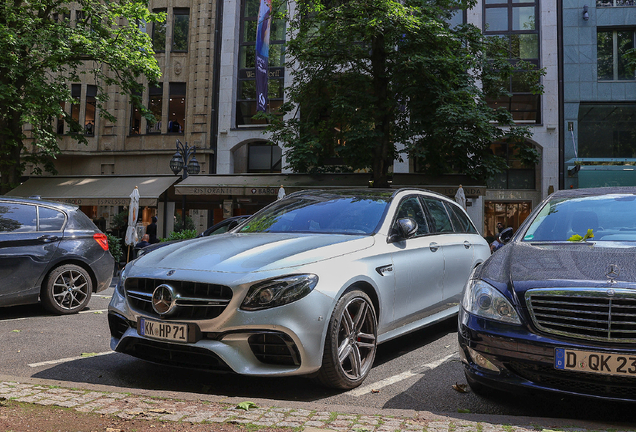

[125,278,233,320]
[526,288,636,342]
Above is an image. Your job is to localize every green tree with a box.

[0,0,163,193]
[260,0,543,187]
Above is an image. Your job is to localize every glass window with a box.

[84,85,96,136]
[39,207,65,231]
[0,203,37,233]
[172,9,189,52]
[422,198,454,233]
[487,140,536,189]
[130,88,142,135]
[152,9,167,52]
[168,83,186,133]
[484,201,531,240]
[57,102,65,135]
[395,197,429,235]
[597,29,636,81]
[70,84,81,126]
[578,104,636,158]
[236,0,286,126]
[147,84,163,134]
[445,203,478,233]
[248,142,282,172]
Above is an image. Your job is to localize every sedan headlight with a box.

[115,264,129,297]
[461,279,521,324]
[241,274,318,311]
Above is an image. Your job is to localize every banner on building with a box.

[255,0,272,112]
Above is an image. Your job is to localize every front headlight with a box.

[115,264,129,297]
[461,279,521,324]
[241,274,318,311]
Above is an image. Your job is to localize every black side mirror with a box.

[499,227,514,244]
[388,218,418,242]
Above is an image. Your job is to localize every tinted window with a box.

[66,209,100,231]
[422,198,453,233]
[395,197,429,235]
[447,204,478,233]
[0,203,37,232]
[39,207,65,231]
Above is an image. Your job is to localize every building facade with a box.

[15,0,561,239]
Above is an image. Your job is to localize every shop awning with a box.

[8,176,177,207]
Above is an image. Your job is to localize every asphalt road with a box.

[1,284,634,425]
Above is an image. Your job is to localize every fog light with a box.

[467,347,500,372]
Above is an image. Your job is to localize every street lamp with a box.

[170,140,200,230]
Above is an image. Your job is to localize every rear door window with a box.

[0,203,37,232]
[421,198,454,233]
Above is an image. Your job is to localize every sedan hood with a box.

[133,232,374,273]
[481,242,636,293]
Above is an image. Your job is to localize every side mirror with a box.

[388,218,418,242]
[499,227,514,244]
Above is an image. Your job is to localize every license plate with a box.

[138,318,188,342]
[555,348,636,377]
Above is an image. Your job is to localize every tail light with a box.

[94,233,109,251]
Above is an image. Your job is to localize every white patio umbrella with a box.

[124,186,140,261]
[454,184,466,210]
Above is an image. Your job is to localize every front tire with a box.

[315,290,377,389]
[41,264,93,314]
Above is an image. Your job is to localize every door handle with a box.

[429,242,439,252]
[464,241,471,249]
[38,235,59,243]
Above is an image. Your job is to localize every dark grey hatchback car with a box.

[0,197,114,314]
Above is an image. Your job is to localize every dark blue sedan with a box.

[459,187,636,401]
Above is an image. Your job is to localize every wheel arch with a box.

[342,281,380,322]
[41,258,98,294]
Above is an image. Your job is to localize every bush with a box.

[161,229,198,242]
[106,233,123,263]
[174,215,195,232]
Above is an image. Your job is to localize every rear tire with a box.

[41,264,92,315]
[315,290,377,389]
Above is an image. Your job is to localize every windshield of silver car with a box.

[523,194,636,242]
[238,194,391,235]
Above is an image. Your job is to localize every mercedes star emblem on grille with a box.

[606,264,620,283]
[152,284,177,316]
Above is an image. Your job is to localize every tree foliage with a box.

[0,0,163,193]
[259,0,544,187]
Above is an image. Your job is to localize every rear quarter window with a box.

[38,207,66,231]
[65,208,100,231]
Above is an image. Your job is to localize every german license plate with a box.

[138,318,188,342]
[555,348,636,377]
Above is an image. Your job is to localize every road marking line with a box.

[1,309,109,323]
[28,351,114,368]
[348,352,457,397]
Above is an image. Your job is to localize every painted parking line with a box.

[348,352,457,397]
[0,309,109,323]
[28,351,115,368]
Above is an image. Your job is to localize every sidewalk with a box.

[0,377,632,432]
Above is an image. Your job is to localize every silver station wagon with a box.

[109,189,490,389]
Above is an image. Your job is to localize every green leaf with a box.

[236,401,258,411]
[80,352,99,358]
[457,408,471,413]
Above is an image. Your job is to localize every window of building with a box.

[578,103,636,158]
[598,29,636,81]
[130,89,142,135]
[449,8,466,28]
[57,102,65,135]
[172,9,189,52]
[236,0,286,126]
[484,201,531,241]
[168,83,186,133]
[70,84,81,130]
[248,142,282,172]
[147,84,163,134]
[152,9,167,52]
[487,140,536,189]
[483,0,541,123]
[84,85,96,136]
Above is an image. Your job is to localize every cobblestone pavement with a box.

[0,380,633,432]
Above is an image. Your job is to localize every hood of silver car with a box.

[481,242,636,292]
[133,232,374,272]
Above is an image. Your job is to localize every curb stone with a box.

[0,380,632,432]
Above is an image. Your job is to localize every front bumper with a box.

[458,307,636,401]
[108,279,335,377]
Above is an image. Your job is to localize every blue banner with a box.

[255,0,272,112]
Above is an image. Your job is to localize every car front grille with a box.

[248,332,301,366]
[125,277,233,320]
[116,338,232,371]
[508,360,636,399]
[526,288,636,342]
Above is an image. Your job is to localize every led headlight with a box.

[461,279,521,324]
[115,264,129,297]
[241,274,318,311]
